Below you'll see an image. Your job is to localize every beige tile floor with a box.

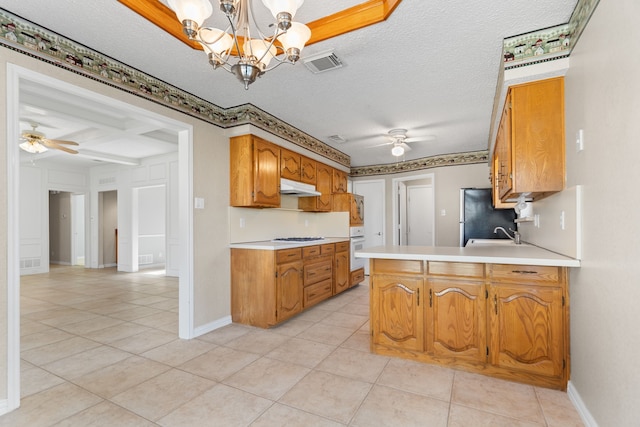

[2,265,584,426]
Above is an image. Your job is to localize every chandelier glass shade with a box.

[167,0,311,89]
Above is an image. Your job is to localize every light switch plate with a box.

[576,129,584,152]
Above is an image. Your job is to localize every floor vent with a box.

[303,50,343,74]
[139,254,154,265]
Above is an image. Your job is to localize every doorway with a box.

[98,190,118,268]
[7,65,195,412]
[49,190,87,266]
[71,193,85,266]
[393,174,435,246]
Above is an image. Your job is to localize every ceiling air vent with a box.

[303,50,343,74]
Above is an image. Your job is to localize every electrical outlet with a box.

[534,214,540,228]
[560,211,566,230]
[239,218,245,228]
[440,209,446,216]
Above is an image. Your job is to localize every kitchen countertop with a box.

[356,244,580,267]
[230,237,350,250]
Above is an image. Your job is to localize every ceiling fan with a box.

[371,129,436,157]
[19,123,79,154]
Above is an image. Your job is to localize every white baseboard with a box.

[567,381,598,427]
[192,315,232,338]
[0,398,9,416]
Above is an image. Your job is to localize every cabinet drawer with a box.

[428,262,484,279]
[373,259,424,275]
[490,264,562,284]
[321,243,335,255]
[351,267,365,286]
[304,279,332,308]
[302,245,321,258]
[336,241,349,252]
[276,248,302,264]
[304,258,333,285]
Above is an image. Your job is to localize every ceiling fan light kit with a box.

[19,124,79,155]
[391,144,404,157]
[19,140,48,154]
[168,0,311,89]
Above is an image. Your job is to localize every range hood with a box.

[280,178,321,197]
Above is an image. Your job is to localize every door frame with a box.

[392,173,435,245]
[5,64,195,412]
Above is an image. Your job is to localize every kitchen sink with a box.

[465,239,527,247]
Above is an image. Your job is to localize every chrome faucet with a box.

[494,226,521,244]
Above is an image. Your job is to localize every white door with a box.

[71,194,85,265]
[406,185,434,246]
[352,179,385,275]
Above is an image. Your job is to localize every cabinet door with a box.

[276,261,303,322]
[334,250,350,295]
[332,168,347,193]
[488,284,564,378]
[315,163,333,211]
[352,195,364,225]
[498,93,513,200]
[280,148,301,181]
[510,77,565,197]
[372,275,424,352]
[253,138,281,207]
[427,281,486,363]
[300,156,317,184]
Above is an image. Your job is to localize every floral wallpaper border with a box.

[0,8,351,168]
[502,0,599,68]
[350,151,489,177]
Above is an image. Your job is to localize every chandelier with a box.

[168,0,311,89]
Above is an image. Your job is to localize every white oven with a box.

[350,226,365,271]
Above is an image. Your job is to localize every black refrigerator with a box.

[459,188,516,246]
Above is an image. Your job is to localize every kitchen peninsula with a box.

[356,244,579,390]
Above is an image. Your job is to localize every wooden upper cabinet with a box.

[280,148,301,181]
[230,134,281,208]
[494,77,565,203]
[299,162,332,212]
[300,156,317,185]
[332,168,348,193]
[333,193,364,226]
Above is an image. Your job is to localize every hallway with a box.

[4,266,583,426]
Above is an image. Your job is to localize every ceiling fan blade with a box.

[404,135,436,143]
[43,140,78,154]
[46,139,79,146]
[368,141,394,148]
[401,142,412,151]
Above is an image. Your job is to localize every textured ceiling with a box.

[1,0,578,167]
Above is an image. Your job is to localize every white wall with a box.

[558,1,640,424]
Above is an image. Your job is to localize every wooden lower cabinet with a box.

[350,267,365,287]
[232,241,352,328]
[427,280,486,363]
[426,261,486,363]
[371,274,425,352]
[370,260,569,390]
[276,260,303,323]
[334,241,350,295]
